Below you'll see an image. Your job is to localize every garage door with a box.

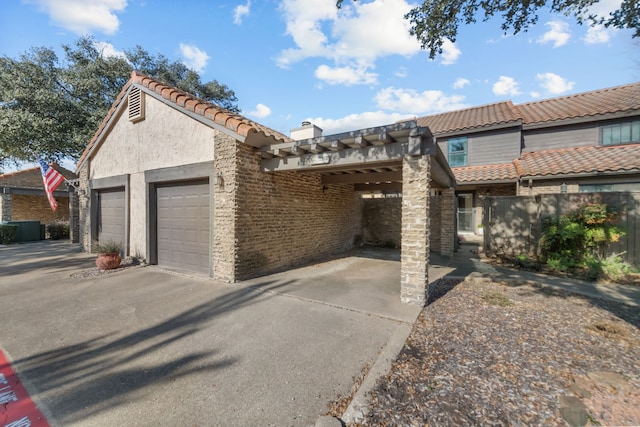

[97,188,125,252]
[157,181,210,274]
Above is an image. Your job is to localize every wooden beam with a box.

[378,128,395,144]
[309,142,327,153]
[352,136,370,148]
[354,182,402,192]
[430,158,453,188]
[322,171,402,184]
[261,141,410,172]
[272,148,288,158]
[289,145,308,155]
[329,140,348,151]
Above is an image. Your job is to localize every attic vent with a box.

[128,87,145,122]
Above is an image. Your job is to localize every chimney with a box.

[290,121,323,140]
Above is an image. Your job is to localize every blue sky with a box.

[1,0,638,140]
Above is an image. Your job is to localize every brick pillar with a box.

[69,189,80,243]
[0,192,11,221]
[401,155,431,306]
[440,188,455,256]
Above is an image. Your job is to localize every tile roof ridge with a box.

[522,143,640,158]
[0,165,41,179]
[516,81,640,108]
[426,99,518,118]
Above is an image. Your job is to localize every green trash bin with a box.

[5,220,42,242]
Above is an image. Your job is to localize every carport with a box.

[255,121,456,305]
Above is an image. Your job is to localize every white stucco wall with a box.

[89,93,215,257]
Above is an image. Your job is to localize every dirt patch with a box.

[350,279,640,426]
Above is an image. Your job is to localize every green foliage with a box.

[539,203,628,280]
[336,0,639,59]
[46,220,70,240]
[0,224,18,244]
[93,239,122,254]
[0,36,239,168]
[599,253,636,282]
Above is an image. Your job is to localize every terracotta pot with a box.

[96,253,122,270]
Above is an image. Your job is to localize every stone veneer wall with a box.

[401,155,431,305]
[362,196,443,253]
[1,193,11,221]
[362,197,402,248]
[11,194,69,223]
[221,136,362,281]
[78,167,91,251]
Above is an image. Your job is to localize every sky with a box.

[0,0,638,146]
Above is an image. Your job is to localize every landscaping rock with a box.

[559,395,588,427]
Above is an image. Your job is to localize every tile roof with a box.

[0,164,76,188]
[412,81,640,135]
[452,163,518,184]
[518,82,640,125]
[514,144,640,178]
[76,71,291,171]
[415,101,521,135]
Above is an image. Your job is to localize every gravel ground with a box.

[351,278,640,427]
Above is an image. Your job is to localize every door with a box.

[96,188,126,254]
[156,180,210,274]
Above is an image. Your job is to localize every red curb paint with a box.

[0,349,49,427]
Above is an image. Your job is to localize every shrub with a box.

[47,220,70,240]
[93,239,122,254]
[0,224,18,244]
[599,253,635,282]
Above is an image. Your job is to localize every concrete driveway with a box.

[0,241,421,426]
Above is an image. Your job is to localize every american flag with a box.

[39,159,65,211]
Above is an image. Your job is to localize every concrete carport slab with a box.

[0,241,419,426]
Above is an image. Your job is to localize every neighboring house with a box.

[75,72,456,306]
[414,82,640,233]
[0,164,76,224]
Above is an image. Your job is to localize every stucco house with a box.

[0,163,76,224]
[414,82,640,233]
[75,72,456,305]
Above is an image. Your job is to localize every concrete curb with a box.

[339,320,417,424]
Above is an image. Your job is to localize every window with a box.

[601,120,640,146]
[448,136,468,166]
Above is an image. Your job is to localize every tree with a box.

[0,36,239,168]
[336,0,639,59]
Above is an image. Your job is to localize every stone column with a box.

[0,192,11,222]
[440,188,455,256]
[401,155,431,305]
[69,189,80,243]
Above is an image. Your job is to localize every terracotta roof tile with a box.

[514,144,640,178]
[518,82,640,125]
[76,72,291,172]
[452,163,518,183]
[415,101,521,135]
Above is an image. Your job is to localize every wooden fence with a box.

[483,192,640,267]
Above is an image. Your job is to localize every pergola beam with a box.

[354,182,402,192]
[322,171,402,184]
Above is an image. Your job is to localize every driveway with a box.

[0,241,421,426]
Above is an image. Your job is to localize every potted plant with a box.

[93,240,122,270]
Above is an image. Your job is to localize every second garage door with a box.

[157,180,210,274]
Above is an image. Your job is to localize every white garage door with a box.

[157,181,210,274]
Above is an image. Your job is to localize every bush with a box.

[0,224,18,244]
[47,220,70,240]
[539,203,628,281]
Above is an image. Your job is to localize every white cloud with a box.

[440,39,461,65]
[453,77,470,90]
[26,0,127,35]
[93,41,126,59]
[179,43,210,74]
[233,1,251,25]
[536,72,575,95]
[277,0,420,85]
[395,67,408,78]
[493,76,521,96]
[584,0,621,20]
[584,24,614,44]
[375,87,468,114]
[314,64,377,86]
[530,91,541,98]
[248,103,271,118]
[537,20,571,47]
[305,111,414,134]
